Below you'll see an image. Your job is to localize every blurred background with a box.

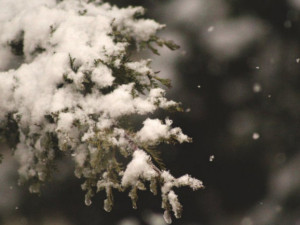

[1,0,300,224]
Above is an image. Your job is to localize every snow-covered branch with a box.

[0,0,203,223]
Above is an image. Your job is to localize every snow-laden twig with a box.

[0,0,203,223]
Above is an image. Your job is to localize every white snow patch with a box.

[121,150,157,187]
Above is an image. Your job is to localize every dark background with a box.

[1,0,300,224]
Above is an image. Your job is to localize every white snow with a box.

[168,191,180,218]
[207,26,215,32]
[253,83,262,93]
[121,150,157,187]
[136,118,189,144]
[0,0,202,220]
[126,60,153,76]
[252,132,260,140]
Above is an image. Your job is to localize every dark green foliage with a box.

[63,73,74,84]
[9,31,24,56]
[50,25,57,36]
[140,36,180,56]
[143,145,166,170]
[81,70,95,95]
[41,132,60,152]
[31,45,46,56]
[69,54,80,73]
[1,113,20,150]
[78,9,87,15]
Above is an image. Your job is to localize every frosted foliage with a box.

[136,118,190,144]
[0,0,203,223]
[122,150,157,187]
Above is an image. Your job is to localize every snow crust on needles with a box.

[0,0,168,125]
[136,118,189,144]
[0,0,178,181]
[122,150,157,186]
